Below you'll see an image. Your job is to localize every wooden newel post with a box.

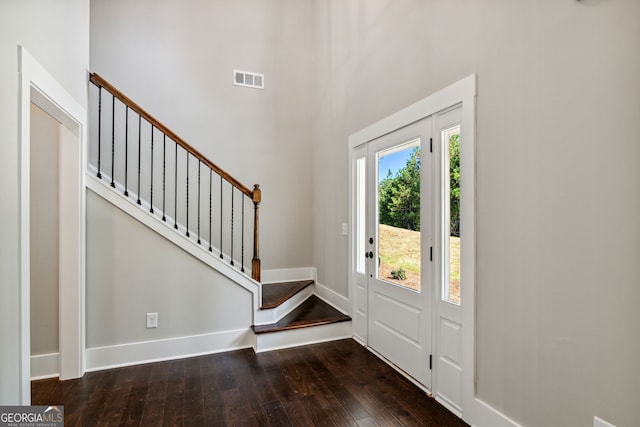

[251,184,261,282]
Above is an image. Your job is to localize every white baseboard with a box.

[86,329,253,372]
[31,353,59,380]
[472,397,522,427]
[314,281,349,315]
[261,267,316,284]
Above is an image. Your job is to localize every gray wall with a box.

[0,0,89,404]
[90,0,315,270]
[86,191,252,348]
[10,0,633,424]
[30,104,60,356]
[311,1,640,426]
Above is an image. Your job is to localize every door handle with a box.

[367,251,374,259]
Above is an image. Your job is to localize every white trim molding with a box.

[18,46,87,404]
[86,329,253,372]
[473,398,523,427]
[261,267,316,284]
[253,321,352,353]
[30,353,59,380]
[314,281,350,315]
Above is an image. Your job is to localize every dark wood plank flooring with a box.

[253,296,351,334]
[261,280,315,309]
[32,339,468,427]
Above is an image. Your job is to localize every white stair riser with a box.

[254,321,352,353]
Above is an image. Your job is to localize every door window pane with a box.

[356,157,366,274]
[377,139,421,291]
[442,126,460,304]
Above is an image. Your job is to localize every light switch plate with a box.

[341,223,348,236]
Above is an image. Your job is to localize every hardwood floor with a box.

[32,339,468,426]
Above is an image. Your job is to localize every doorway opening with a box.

[19,47,87,404]
[29,103,61,380]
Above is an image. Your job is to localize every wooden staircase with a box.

[252,280,351,352]
[88,73,352,356]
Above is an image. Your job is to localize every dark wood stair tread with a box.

[253,295,350,334]
[261,280,314,309]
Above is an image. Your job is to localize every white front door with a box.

[349,75,476,423]
[366,118,433,389]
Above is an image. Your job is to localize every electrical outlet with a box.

[594,416,615,427]
[146,312,158,329]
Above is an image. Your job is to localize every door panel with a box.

[374,291,421,344]
[367,118,432,388]
[434,107,463,415]
[352,146,368,344]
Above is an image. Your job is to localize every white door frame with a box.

[18,47,87,403]
[348,74,476,423]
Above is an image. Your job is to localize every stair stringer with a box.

[87,174,262,315]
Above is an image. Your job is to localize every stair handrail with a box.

[89,73,261,281]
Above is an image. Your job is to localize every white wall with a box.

[30,104,60,357]
[86,191,252,348]
[90,0,315,270]
[312,1,640,426]
[0,0,89,404]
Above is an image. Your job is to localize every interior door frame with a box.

[18,47,87,403]
[348,74,476,423]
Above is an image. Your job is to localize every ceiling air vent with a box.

[233,70,264,90]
